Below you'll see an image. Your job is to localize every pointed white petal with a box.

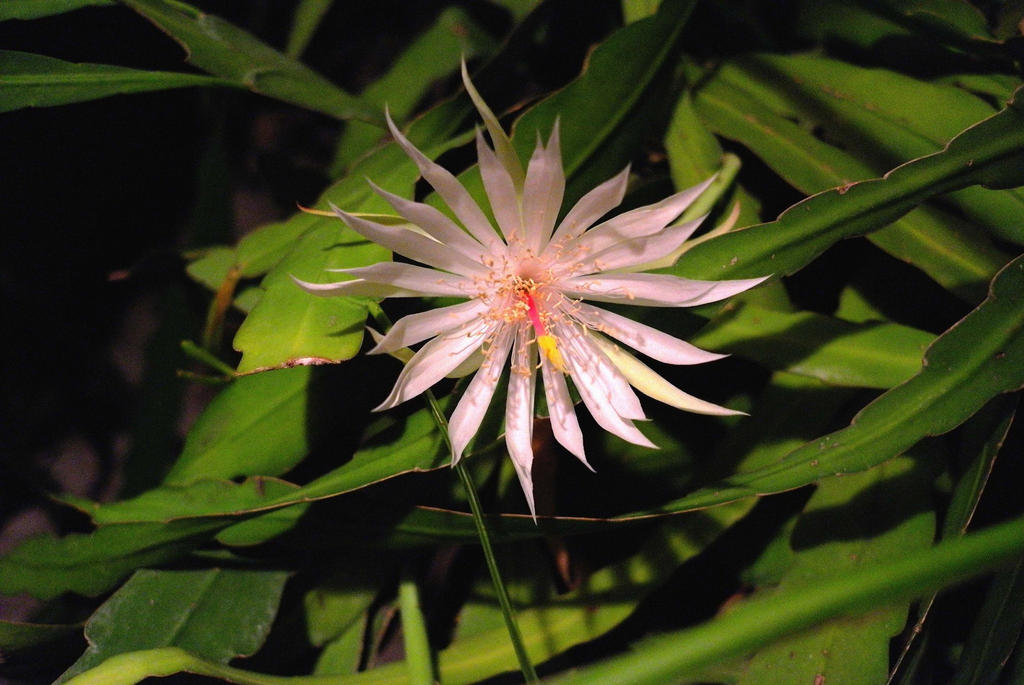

[329,262,472,296]
[368,180,493,261]
[566,217,705,276]
[546,165,630,250]
[571,302,725,365]
[561,272,766,307]
[595,337,746,416]
[539,353,589,469]
[376,320,491,410]
[563,343,656,449]
[370,299,486,353]
[385,111,504,251]
[505,327,538,518]
[555,177,713,266]
[676,276,772,306]
[476,128,521,242]
[449,326,514,463]
[291,274,464,299]
[521,121,565,254]
[332,206,488,277]
[557,322,646,421]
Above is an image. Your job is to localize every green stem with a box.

[399,565,436,685]
[423,390,539,684]
[369,301,538,683]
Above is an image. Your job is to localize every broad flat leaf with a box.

[58,568,288,682]
[232,224,383,373]
[675,85,1024,283]
[690,303,935,388]
[0,619,80,651]
[737,456,935,683]
[120,0,380,123]
[163,367,317,484]
[664,254,1024,512]
[552,515,1024,685]
[0,51,231,113]
[692,68,1010,300]
[0,0,113,20]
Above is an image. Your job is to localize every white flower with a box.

[297,71,766,517]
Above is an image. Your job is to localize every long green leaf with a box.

[692,67,1010,300]
[0,50,232,113]
[120,0,380,123]
[690,303,935,388]
[675,85,1024,283]
[0,0,113,20]
[664,254,1024,511]
[552,515,1024,685]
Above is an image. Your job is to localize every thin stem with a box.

[368,302,538,683]
[399,565,436,685]
[423,390,539,684]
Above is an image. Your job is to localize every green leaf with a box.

[0,51,232,113]
[284,0,332,58]
[329,7,495,175]
[675,85,1024,283]
[952,554,1024,685]
[0,619,80,652]
[0,0,113,20]
[120,0,381,123]
[163,367,316,484]
[58,568,288,683]
[509,0,698,201]
[552,514,1024,685]
[737,456,935,683]
[0,519,226,599]
[232,224,383,373]
[690,303,935,388]
[664,254,1024,513]
[714,54,1024,245]
[692,67,1011,299]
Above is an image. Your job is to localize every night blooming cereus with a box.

[296,70,767,517]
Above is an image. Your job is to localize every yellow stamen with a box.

[537,334,566,373]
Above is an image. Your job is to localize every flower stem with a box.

[423,390,539,684]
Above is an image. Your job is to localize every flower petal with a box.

[546,165,630,250]
[521,121,565,254]
[596,337,746,416]
[385,111,504,252]
[291,273,464,299]
[570,302,726,365]
[370,299,486,353]
[328,262,473,296]
[376,320,491,410]
[332,206,489,277]
[554,177,713,266]
[505,326,538,518]
[561,272,766,307]
[449,326,515,463]
[566,217,705,276]
[557,322,646,421]
[540,353,589,469]
[564,344,656,449]
[476,128,521,242]
[461,60,524,191]
[368,180,494,262]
